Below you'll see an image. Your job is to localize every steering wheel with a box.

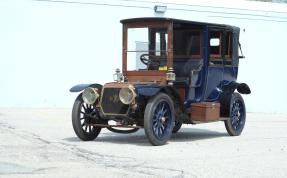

[140,54,160,66]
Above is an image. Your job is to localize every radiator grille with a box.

[101,88,129,115]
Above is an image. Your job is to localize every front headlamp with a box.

[82,87,99,105]
[119,87,136,105]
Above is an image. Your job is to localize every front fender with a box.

[136,85,183,104]
[69,83,103,93]
[136,87,162,96]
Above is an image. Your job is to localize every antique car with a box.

[70,17,251,146]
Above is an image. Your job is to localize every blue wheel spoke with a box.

[153,123,158,130]
[153,125,157,134]
[231,118,235,124]
[157,103,162,112]
[162,122,167,127]
[160,127,164,135]
[153,118,157,123]
[157,127,161,137]
[160,104,165,114]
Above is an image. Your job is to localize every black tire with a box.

[144,93,175,146]
[72,94,101,141]
[172,121,182,133]
[224,93,246,136]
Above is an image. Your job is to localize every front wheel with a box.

[224,93,246,136]
[72,94,101,141]
[144,93,175,146]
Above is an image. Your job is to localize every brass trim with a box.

[119,86,136,105]
[82,87,99,105]
[99,83,135,116]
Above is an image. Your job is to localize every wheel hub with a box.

[161,117,166,123]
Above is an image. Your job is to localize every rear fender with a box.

[220,81,250,116]
[237,83,251,94]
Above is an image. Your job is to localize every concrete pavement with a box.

[0,108,286,177]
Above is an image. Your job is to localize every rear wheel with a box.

[144,93,175,146]
[72,94,101,141]
[224,93,246,136]
[172,121,182,133]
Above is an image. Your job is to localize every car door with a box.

[204,30,224,101]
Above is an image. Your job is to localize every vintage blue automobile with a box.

[70,17,251,146]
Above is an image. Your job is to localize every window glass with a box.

[127,28,148,70]
[174,31,201,56]
[127,28,148,51]
[210,38,220,46]
[209,31,221,56]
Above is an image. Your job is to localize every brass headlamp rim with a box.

[119,86,136,105]
[82,87,99,105]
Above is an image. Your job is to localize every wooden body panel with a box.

[126,75,166,84]
[124,71,166,84]
[176,88,186,101]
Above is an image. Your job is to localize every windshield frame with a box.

[122,20,173,74]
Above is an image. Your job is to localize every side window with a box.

[174,30,201,58]
[209,31,222,58]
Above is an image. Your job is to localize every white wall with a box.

[0,0,287,113]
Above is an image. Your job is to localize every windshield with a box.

[127,27,168,71]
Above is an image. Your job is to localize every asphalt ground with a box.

[0,108,286,178]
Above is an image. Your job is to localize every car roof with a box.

[120,17,239,31]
